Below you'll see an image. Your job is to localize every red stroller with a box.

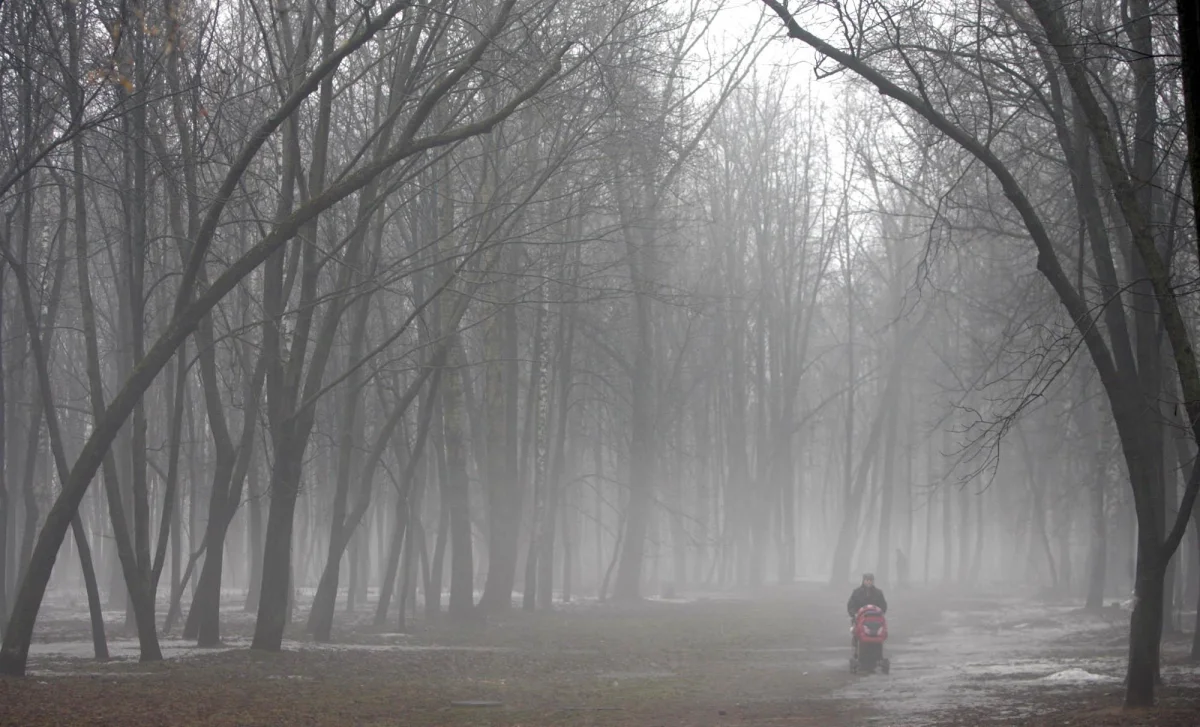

[850,605,890,674]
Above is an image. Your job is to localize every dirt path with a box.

[2,585,1198,726]
[845,591,1200,726]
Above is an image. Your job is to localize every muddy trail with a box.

[840,591,1200,726]
[1,584,1198,725]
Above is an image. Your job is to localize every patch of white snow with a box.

[1038,668,1118,684]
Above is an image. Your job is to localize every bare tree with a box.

[762,0,1200,705]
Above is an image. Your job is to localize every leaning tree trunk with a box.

[185,324,267,645]
[305,306,373,636]
[375,486,409,628]
[15,220,111,660]
[63,119,156,659]
[310,364,440,640]
[0,0,464,676]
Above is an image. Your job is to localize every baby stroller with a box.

[850,604,890,675]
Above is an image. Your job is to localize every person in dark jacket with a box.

[847,573,887,617]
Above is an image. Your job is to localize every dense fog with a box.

[0,0,1197,716]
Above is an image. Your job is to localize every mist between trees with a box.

[0,0,1197,711]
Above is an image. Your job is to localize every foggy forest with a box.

[0,0,1199,723]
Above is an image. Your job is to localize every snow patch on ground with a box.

[1039,667,1118,684]
[277,639,512,653]
[966,659,1077,677]
[835,595,1131,724]
[24,634,511,674]
[27,670,160,678]
[28,638,237,661]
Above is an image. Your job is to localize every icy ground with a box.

[836,595,1198,725]
[14,584,1200,725]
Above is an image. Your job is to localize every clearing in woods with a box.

[1,584,1198,726]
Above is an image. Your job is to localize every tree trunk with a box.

[778,435,796,585]
[609,176,660,600]
[940,427,954,583]
[442,340,475,620]
[1076,374,1108,610]
[306,337,371,634]
[1126,553,1166,705]
[251,0,341,651]
[400,462,426,631]
[924,437,933,584]
[427,469,450,622]
[830,372,900,586]
[72,519,109,661]
[375,492,408,628]
[612,302,653,601]
[478,309,518,610]
[379,352,434,628]
[0,0,470,675]
[17,407,41,588]
[562,478,575,603]
[612,217,657,602]
[1025,457,1058,591]
[251,429,304,650]
[246,458,263,613]
[875,388,899,585]
[537,481,560,609]
[310,364,440,640]
[1191,502,1200,661]
[539,278,575,609]
[523,303,551,610]
[762,3,1200,706]
[971,484,986,585]
[347,530,364,613]
[15,191,112,659]
[0,265,6,624]
[479,267,521,612]
[1163,441,1181,634]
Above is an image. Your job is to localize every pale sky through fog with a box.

[714,0,850,102]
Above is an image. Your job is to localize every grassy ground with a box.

[1,585,1199,725]
[1,586,869,726]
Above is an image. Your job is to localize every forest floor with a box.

[1,583,1199,725]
